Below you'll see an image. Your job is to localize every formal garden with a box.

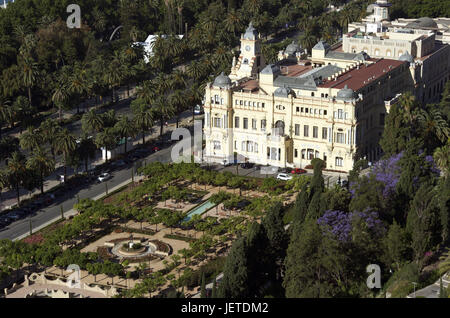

[0,161,304,297]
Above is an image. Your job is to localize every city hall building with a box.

[202,1,450,172]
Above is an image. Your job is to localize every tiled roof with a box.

[320,59,407,91]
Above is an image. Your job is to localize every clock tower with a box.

[230,22,266,81]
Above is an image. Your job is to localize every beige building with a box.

[342,0,450,104]
[202,23,413,172]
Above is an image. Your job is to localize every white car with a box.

[98,173,111,182]
[276,173,292,181]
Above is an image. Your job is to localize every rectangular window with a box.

[235,116,240,128]
[213,141,221,150]
[336,133,345,143]
[252,119,257,130]
[296,107,300,113]
[294,149,298,158]
[295,124,300,136]
[213,117,222,128]
[261,103,265,109]
[322,127,328,140]
[336,157,343,167]
[338,109,344,119]
[313,126,318,138]
[304,125,309,137]
[261,119,266,131]
[243,118,248,129]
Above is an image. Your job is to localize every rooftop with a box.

[320,58,407,91]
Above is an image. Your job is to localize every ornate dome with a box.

[336,85,355,101]
[213,72,232,88]
[243,22,259,40]
[274,86,295,98]
[285,41,301,56]
[399,51,414,64]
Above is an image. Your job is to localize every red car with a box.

[291,168,307,175]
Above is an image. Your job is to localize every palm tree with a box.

[0,95,11,138]
[224,9,244,35]
[104,52,125,103]
[95,128,118,163]
[12,96,34,134]
[19,126,42,151]
[152,96,174,137]
[39,118,61,161]
[55,129,77,183]
[300,27,317,53]
[417,109,450,144]
[68,64,89,113]
[27,147,55,194]
[170,90,188,128]
[82,109,105,135]
[19,55,39,107]
[434,144,450,178]
[399,92,418,125]
[115,116,137,153]
[186,61,206,82]
[52,84,69,122]
[186,82,205,123]
[339,7,353,34]
[76,134,97,173]
[131,99,154,145]
[3,151,27,205]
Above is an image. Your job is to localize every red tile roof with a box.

[320,58,407,91]
[238,79,260,92]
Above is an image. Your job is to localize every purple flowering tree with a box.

[318,209,386,243]
[370,152,403,198]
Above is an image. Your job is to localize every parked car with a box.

[111,160,127,168]
[98,173,112,182]
[277,173,293,181]
[7,213,20,221]
[291,168,307,175]
[240,162,254,169]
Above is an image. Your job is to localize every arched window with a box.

[274,120,285,136]
[375,49,380,56]
[386,50,392,57]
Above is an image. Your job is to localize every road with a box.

[0,142,175,241]
[406,273,450,298]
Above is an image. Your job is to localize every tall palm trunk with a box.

[40,171,44,194]
[160,118,164,137]
[142,129,146,145]
[16,184,20,206]
[64,152,68,182]
[28,86,32,106]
